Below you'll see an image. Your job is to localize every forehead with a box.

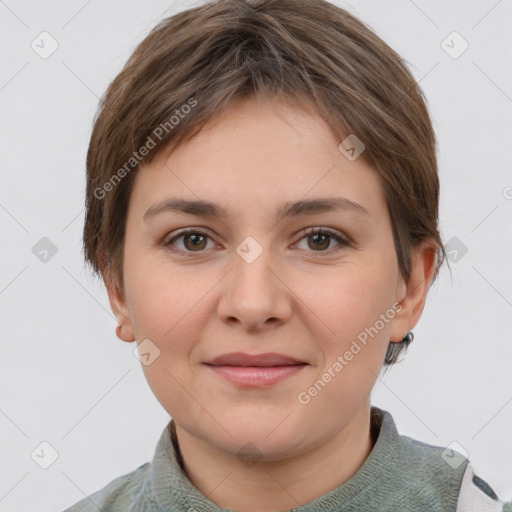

[129,97,387,224]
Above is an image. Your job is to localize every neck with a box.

[173,403,374,511]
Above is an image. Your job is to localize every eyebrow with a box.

[143,196,370,223]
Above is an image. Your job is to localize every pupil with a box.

[311,233,329,250]
[186,234,206,250]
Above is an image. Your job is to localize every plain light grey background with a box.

[0,0,511,511]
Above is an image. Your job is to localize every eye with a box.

[294,227,351,254]
[163,227,351,256]
[164,228,215,254]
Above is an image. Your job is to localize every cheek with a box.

[130,271,203,415]
[308,261,392,326]
[307,264,395,367]
[127,263,211,386]
[125,258,193,337]
[302,272,393,416]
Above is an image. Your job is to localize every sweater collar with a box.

[148,406,397,511]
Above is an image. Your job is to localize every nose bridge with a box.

[218,233,291,329]
[233,234,278,299]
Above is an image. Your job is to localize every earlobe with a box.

[100,258,136,343]
[108,289,136,343]
[116,323,135,343]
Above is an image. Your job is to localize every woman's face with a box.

[108,96,430,460]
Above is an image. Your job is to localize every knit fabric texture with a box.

[62,406,504,512]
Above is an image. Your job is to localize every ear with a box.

[99,254,135,343]
[389,239,438,343]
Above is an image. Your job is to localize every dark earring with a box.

[402,331,414,344]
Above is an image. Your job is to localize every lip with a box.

[204,352,306,367]
[203,352,308,388]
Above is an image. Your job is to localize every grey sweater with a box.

[62,406,507,511]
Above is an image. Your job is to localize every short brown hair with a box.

[82,0,450,366]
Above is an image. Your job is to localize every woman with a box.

[66,0,510,510]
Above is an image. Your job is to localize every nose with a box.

[216,236,293,333]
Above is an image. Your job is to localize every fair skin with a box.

[104,96,436,511]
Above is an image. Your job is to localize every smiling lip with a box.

[203,352,308,387]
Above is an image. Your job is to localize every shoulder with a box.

[392,430,511,511]
[368,408,471,510]
[397,430,468,475]
[376,408,470,487]
[61,462,151,512]
[394,432,470,507]
[372,408,512,511]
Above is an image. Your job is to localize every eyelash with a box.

[163,227,352,257]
